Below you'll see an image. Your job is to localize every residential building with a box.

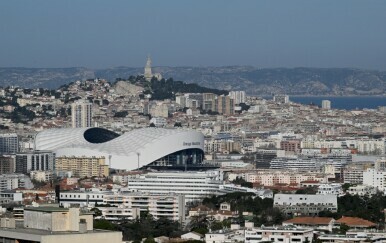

[0,191,23,205]
[0,133,18,154]
[15,150,54,174]
[55,156,108,178]
[99,192,185,222]
[363,168,386,192]
[0,155,15,174]
[274,194,338,216]
[347,185,377,197]
[202,93,217,111]
[59,189,106,207]
[71,100,92,128]
[229,91,246,104]
[30,170,54,182]
[274,94,289,104]
[317,183,343,196]
[322,100,331,109]
[244,226,313,243]
[215,95,234,115]
[0,174,33,191]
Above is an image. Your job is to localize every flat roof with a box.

[24,207,69,213]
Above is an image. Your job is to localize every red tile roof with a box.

[284,217,334,225]
[336,217,376,228]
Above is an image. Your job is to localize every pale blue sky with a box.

[0,0,385,69]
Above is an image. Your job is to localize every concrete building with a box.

[215,95,234,115]
[317,183,343,196]
[0,133,18,154]
[245,226,313,243]
[202,93,217,111]
[71,100,92,128]
[59,189,106,207]
[0,155,15,174]
[30,170,54,182]
[363,168,386,192]
[322,100,331,109]
[347,185,377,197]
[0,174,33,191]
[0,207,122,243]
[15,150,54,174]
[229,91,246,105]
[126,171,222,204]
[274,94,289,104]
[274,194,338,216]
[0,191,23,205]
[99,192,185,222]
[244,170,330,187]
[55,156,108,178]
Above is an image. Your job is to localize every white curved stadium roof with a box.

[35,127,204,170]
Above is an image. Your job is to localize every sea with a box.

[272,96,386,110]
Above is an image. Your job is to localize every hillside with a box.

[1,66,386,95]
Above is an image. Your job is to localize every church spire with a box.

[144,55,153,81]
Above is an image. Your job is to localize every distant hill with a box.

[1,66,386,96]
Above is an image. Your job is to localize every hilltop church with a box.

[144,56,162,81]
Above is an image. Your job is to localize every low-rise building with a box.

[317,183,343,196]
[274,194,338,216]
[282,217,335,232]
[244,226,313,243]
[30,170,53,182]
[347,185,377,197]
[0,207,122,243]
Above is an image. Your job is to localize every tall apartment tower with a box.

[322,100,331,109]
[71,100,92,128]
[0,133,19,154]
[229,91,246,104]
[215,95,234,115]
[202,93,217,111]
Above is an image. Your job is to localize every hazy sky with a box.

[1,0,386,69]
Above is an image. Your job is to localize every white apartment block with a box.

[99,192,185,222]
[343,166,364,184]
[245,226,313,243]
[229,91,246,104]
[29,170,53,182]
[71,100,92,128]
[0,174,33,191]
[274,194,338,216]
[126,171,222,204]
[59,189,106,207]
[301,139,385,154]
[347,185,377,197]
[363,168,386,192]
[317,183,343,196]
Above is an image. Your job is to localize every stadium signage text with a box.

[183,142,201,146]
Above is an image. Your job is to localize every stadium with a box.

[34,127,206,171]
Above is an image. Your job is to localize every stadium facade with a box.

[34,127,205,171]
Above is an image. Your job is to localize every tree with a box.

[90,208,102,217]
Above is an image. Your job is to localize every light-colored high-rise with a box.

[215,95,234,115]
[71,100,92,128]
[229,91,246,104]
[322,99,331,109]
